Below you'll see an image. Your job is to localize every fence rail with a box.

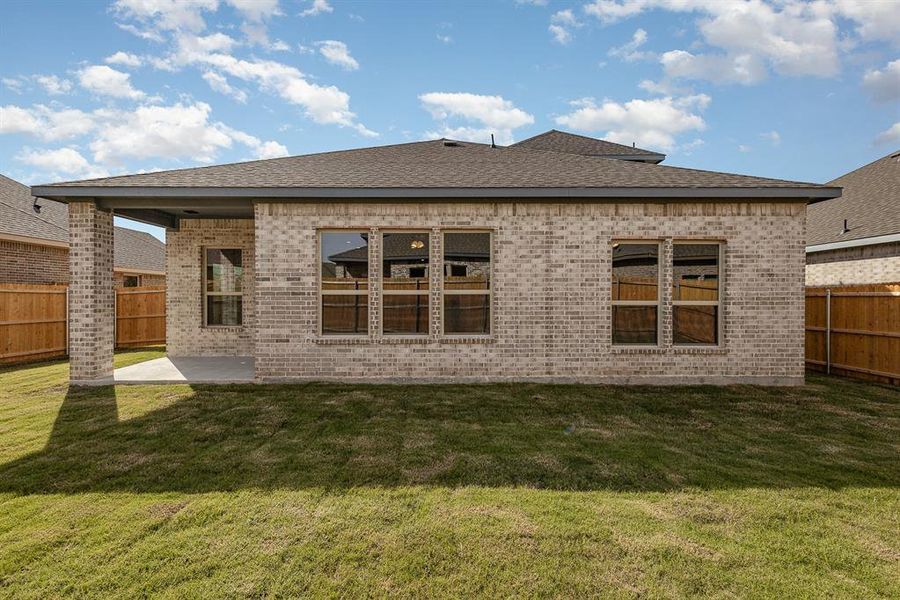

[0,284,165,364]
[805,283,900,385]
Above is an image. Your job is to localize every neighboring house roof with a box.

[0,174,166,273]
[807,150,900,248]
[511,130,666,163]
[329,232,490,264]
[34,135,834,197]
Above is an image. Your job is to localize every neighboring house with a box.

[0,174,166,287]
[806,151,900,286]
[32,130,840,385]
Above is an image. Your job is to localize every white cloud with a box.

[112,0,217,32]
[202,71,248,102]
[78,65,146,100]
[863,59,900,103]
[240,21,289,51]
[105,51,143,67]
[660,49,767,85]
[874,122,900,145]
[34,75,73,95]
[585,0,842,83]
[554,94,709,150]
[300,0,332,17]
[225,0,281,22]
[419,92,534,145]
[738,144,752,152]
[549,9,582,44]
[15,147,108,179]
[317,40,359,70]
[116,22,166,42]
[2,78,24,93]
[760,130,781,146]
[608,28,653,62]
[832,0,900,44]
[0,104,96,141]
[89,101,286,164]
[437,34,453,44]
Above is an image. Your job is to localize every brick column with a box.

[68,201,115,383]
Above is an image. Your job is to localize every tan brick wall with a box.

[166,219,254,356]
[68,202,115,382]
[242,200,807,385]
[0,240,69,284]
[806,242,900,286]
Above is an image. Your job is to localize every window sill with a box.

[202,325,244,332]
[672,345,727,354]
[439,335,496,344]
[608,345,727,355]
[609,345,668,354]
[311,335,497,345]
[314,335,372,345]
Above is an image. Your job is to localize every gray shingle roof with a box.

[1,174,166,272]
[35,137,828,192]
[807,151,900,246]
[511,130,665,161]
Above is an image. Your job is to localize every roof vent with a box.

[442,140,460,147]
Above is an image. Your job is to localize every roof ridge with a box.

[511,129,664,156]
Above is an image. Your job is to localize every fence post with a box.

[825,288,831,375]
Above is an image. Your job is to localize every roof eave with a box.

[32,185,841,201]
[806,232,900,253]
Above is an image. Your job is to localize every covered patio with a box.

[114,356,255,384]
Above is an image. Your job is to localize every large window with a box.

[673,242,721,345]
[611,242,660,345]
[204,248,242,326]
[381,232,430,335]
[320,231,370,335]
[443,231,491,335]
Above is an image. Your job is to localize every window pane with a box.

[612,243,658,301]
[206,249,242,293]
[383,233,429,291]
[444,232,490,291]
[674,306,718,345]
[321,232,369,291]
[612,306,658,345]
[383,295,429,335]
[123,275,139,288]
[206,295,242,326]
[444,295,490,335]
[321,295,368,335]
[673,244,719,301]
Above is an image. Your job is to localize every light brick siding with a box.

[806,242,900,286]
[68,202,115,382]
[0,240,69,284]
[166,219,254,356]
[242,200,806,385]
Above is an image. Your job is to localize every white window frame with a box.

[611,240,662,346]
[318,229,370,337]
[202,247,243,328]
[672,240,724,347]
[442,229,493,337]
[380,230,431,337]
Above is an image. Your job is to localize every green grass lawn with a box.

[0,352,898,598]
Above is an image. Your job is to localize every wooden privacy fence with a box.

[806,283,900,385]
[0,284,166,364]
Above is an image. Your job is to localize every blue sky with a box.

[1,0,898,242]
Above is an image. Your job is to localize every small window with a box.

[673,242,721,345]
[320,231,369,335]
[122,275,140,288]
[443,232,491,335]
[611,242,659,345]
[204,249,242,326]
[382,232,429,335]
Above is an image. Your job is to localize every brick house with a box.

[806,151,900,286]
[31,131,839,385]
[1,174,166,287]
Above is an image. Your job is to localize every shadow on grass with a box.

[1,376,898,494]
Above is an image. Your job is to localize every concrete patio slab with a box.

[114,356,255,384]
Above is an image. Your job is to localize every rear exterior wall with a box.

[166,219,255,356]
[0,240,69,284]
[805,242,900,286]
[248,200,806,385]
